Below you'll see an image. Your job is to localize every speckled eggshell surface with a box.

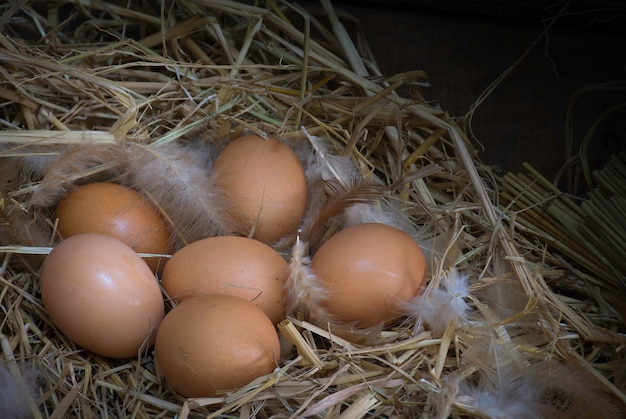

[161,235,288,324]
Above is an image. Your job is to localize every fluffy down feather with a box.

[28,142,129,207]
[401,268,471,336]
[440,336,621,419]
[0,362,39,419]
[122,141,249,248]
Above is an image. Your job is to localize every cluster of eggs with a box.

[39,134,427,397]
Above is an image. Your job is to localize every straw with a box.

[1,0,624,417]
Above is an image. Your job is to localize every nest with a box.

[1,0,624,417]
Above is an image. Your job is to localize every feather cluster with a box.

[438,326,620,419]
[1,136,252,251]
[425,261,621,419]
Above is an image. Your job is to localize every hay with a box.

[1,0,624,417]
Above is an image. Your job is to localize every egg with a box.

[55,182,172,272]
[155,293,281,397]
[39,233,165,358]
[310,222,427,328]
[211,134,308,243]
[161,235,288,324]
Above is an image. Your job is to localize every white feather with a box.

[284,235,329,321]
[300,127,360,186]
[343,201,396,227]
[402,268,470,336]
[451,371,541,419]
[0,362,38,419]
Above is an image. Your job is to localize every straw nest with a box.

[1,1,624,418]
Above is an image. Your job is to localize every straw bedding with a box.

[1,0,625,417]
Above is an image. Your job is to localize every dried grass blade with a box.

[278,320,323,368]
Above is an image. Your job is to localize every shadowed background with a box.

[319,0,626,192]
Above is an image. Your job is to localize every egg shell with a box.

[211,134,308,243]
[161,235,288,325]
[311,222,427,328]
[55,182,172,272]
[39,233,165,358]
[155,293,281,398]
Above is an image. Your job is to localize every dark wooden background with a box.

[323,1,626,193]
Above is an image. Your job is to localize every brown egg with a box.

[39,233,165,358]
[155,294,280,397]
[311,223,427,328]
[211,134,307,243]
[55,182,172,272]
[161,235,288,324]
